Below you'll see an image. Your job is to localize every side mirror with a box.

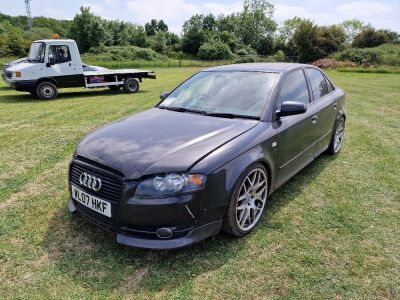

[276,101,307,118]
[46,55,55,67]
[160,91,170,100]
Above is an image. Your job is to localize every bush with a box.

[332,44,400,66]
[235,48,248,56]
[352,27,389,48]
[273,50,285,62]
[87,45,167,61]
[198,41,234,60]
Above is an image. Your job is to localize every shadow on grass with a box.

[0,89,150,104]
[41,154,337,294]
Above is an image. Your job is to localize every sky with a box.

[0,0,399,34]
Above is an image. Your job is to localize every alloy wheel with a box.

[334,118,345,153]
[235,168,268,231]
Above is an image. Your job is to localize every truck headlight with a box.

[14,71,22,78]
[135,173,206,198]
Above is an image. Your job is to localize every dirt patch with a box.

[313,58,357,69]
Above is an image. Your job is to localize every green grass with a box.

[0,69,399,299]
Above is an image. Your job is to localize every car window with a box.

[159,71,278,118]
[49,45,71,64]
[276,69,310,108]
[305,68,329,100]
[325,76,334,92]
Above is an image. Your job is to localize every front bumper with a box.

[68,157,227,249]
[68,197,222,249]
[9,80,37,92]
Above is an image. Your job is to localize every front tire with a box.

[123,77,139,93]
[327,116,345,155]
[36,81,58,100]
[223,163,268,237]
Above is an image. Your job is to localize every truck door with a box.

[46,44,84,87]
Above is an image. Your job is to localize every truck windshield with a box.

[27,42,46,63]
[158,71,278,119]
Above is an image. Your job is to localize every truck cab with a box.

[3,39,155,99]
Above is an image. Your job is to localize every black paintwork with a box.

[69,63,346,249]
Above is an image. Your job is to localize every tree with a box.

[352,27,389,48]
[181,14,207,54]
[291,21,346,62]
[379,29,400,44]
[279,16,304,43]
[145,19,168,36]
[318,25,346,55]
[149,31,168,54]
[341,19,364,45]
[291,20,319,62]
[203,14,217,31]
[0,21,28,56]
[69,6,106,52]
[236,0,277,50]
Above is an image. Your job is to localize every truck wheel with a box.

[108,85,121,91]
[123,78,139,93]
[36,82,58,100]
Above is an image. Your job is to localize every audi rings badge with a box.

[79,172,102,192]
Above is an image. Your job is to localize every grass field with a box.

[0,68,399,299]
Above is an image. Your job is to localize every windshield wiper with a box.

[205,112,259,120]
[159,106,208,115]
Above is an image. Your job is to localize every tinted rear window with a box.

[306,69,329,100]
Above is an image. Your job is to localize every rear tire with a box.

[108,85,121,91]
[327,116,345,155]
[36,81,58,100]
[123,77,139,93]
[223,163,268,237]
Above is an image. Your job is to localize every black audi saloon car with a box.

[67,63,345,249]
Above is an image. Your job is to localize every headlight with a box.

[135,173,206,198]
[13,71,21,78]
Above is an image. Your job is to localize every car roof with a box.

[204,62,312,74]
[33,39,76,44]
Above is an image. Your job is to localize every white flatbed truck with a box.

[1,39,156,99]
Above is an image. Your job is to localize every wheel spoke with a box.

[235,168,268,231]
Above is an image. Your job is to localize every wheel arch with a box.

[219,145,276,201]
[36,77,58,88]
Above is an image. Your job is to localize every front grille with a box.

[5,71,12,79]
[69,158,125,229]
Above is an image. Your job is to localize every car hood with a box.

[7,62,37,72]
[76,108,259,179]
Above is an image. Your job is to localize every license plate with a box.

[71,185,111,217]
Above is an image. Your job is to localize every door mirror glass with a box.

[46,54,55,67]
[48,54,55,65]
[277,101,307,117]
[160,91,170,100]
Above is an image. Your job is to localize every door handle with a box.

[333,103,337,110]
[311,115,318,124]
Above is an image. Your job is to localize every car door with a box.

[274,68,321,188]
[304,68,338,156]
[46,44,81,87]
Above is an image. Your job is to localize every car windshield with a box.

[27,42,46,62]
[158,71,278,119]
